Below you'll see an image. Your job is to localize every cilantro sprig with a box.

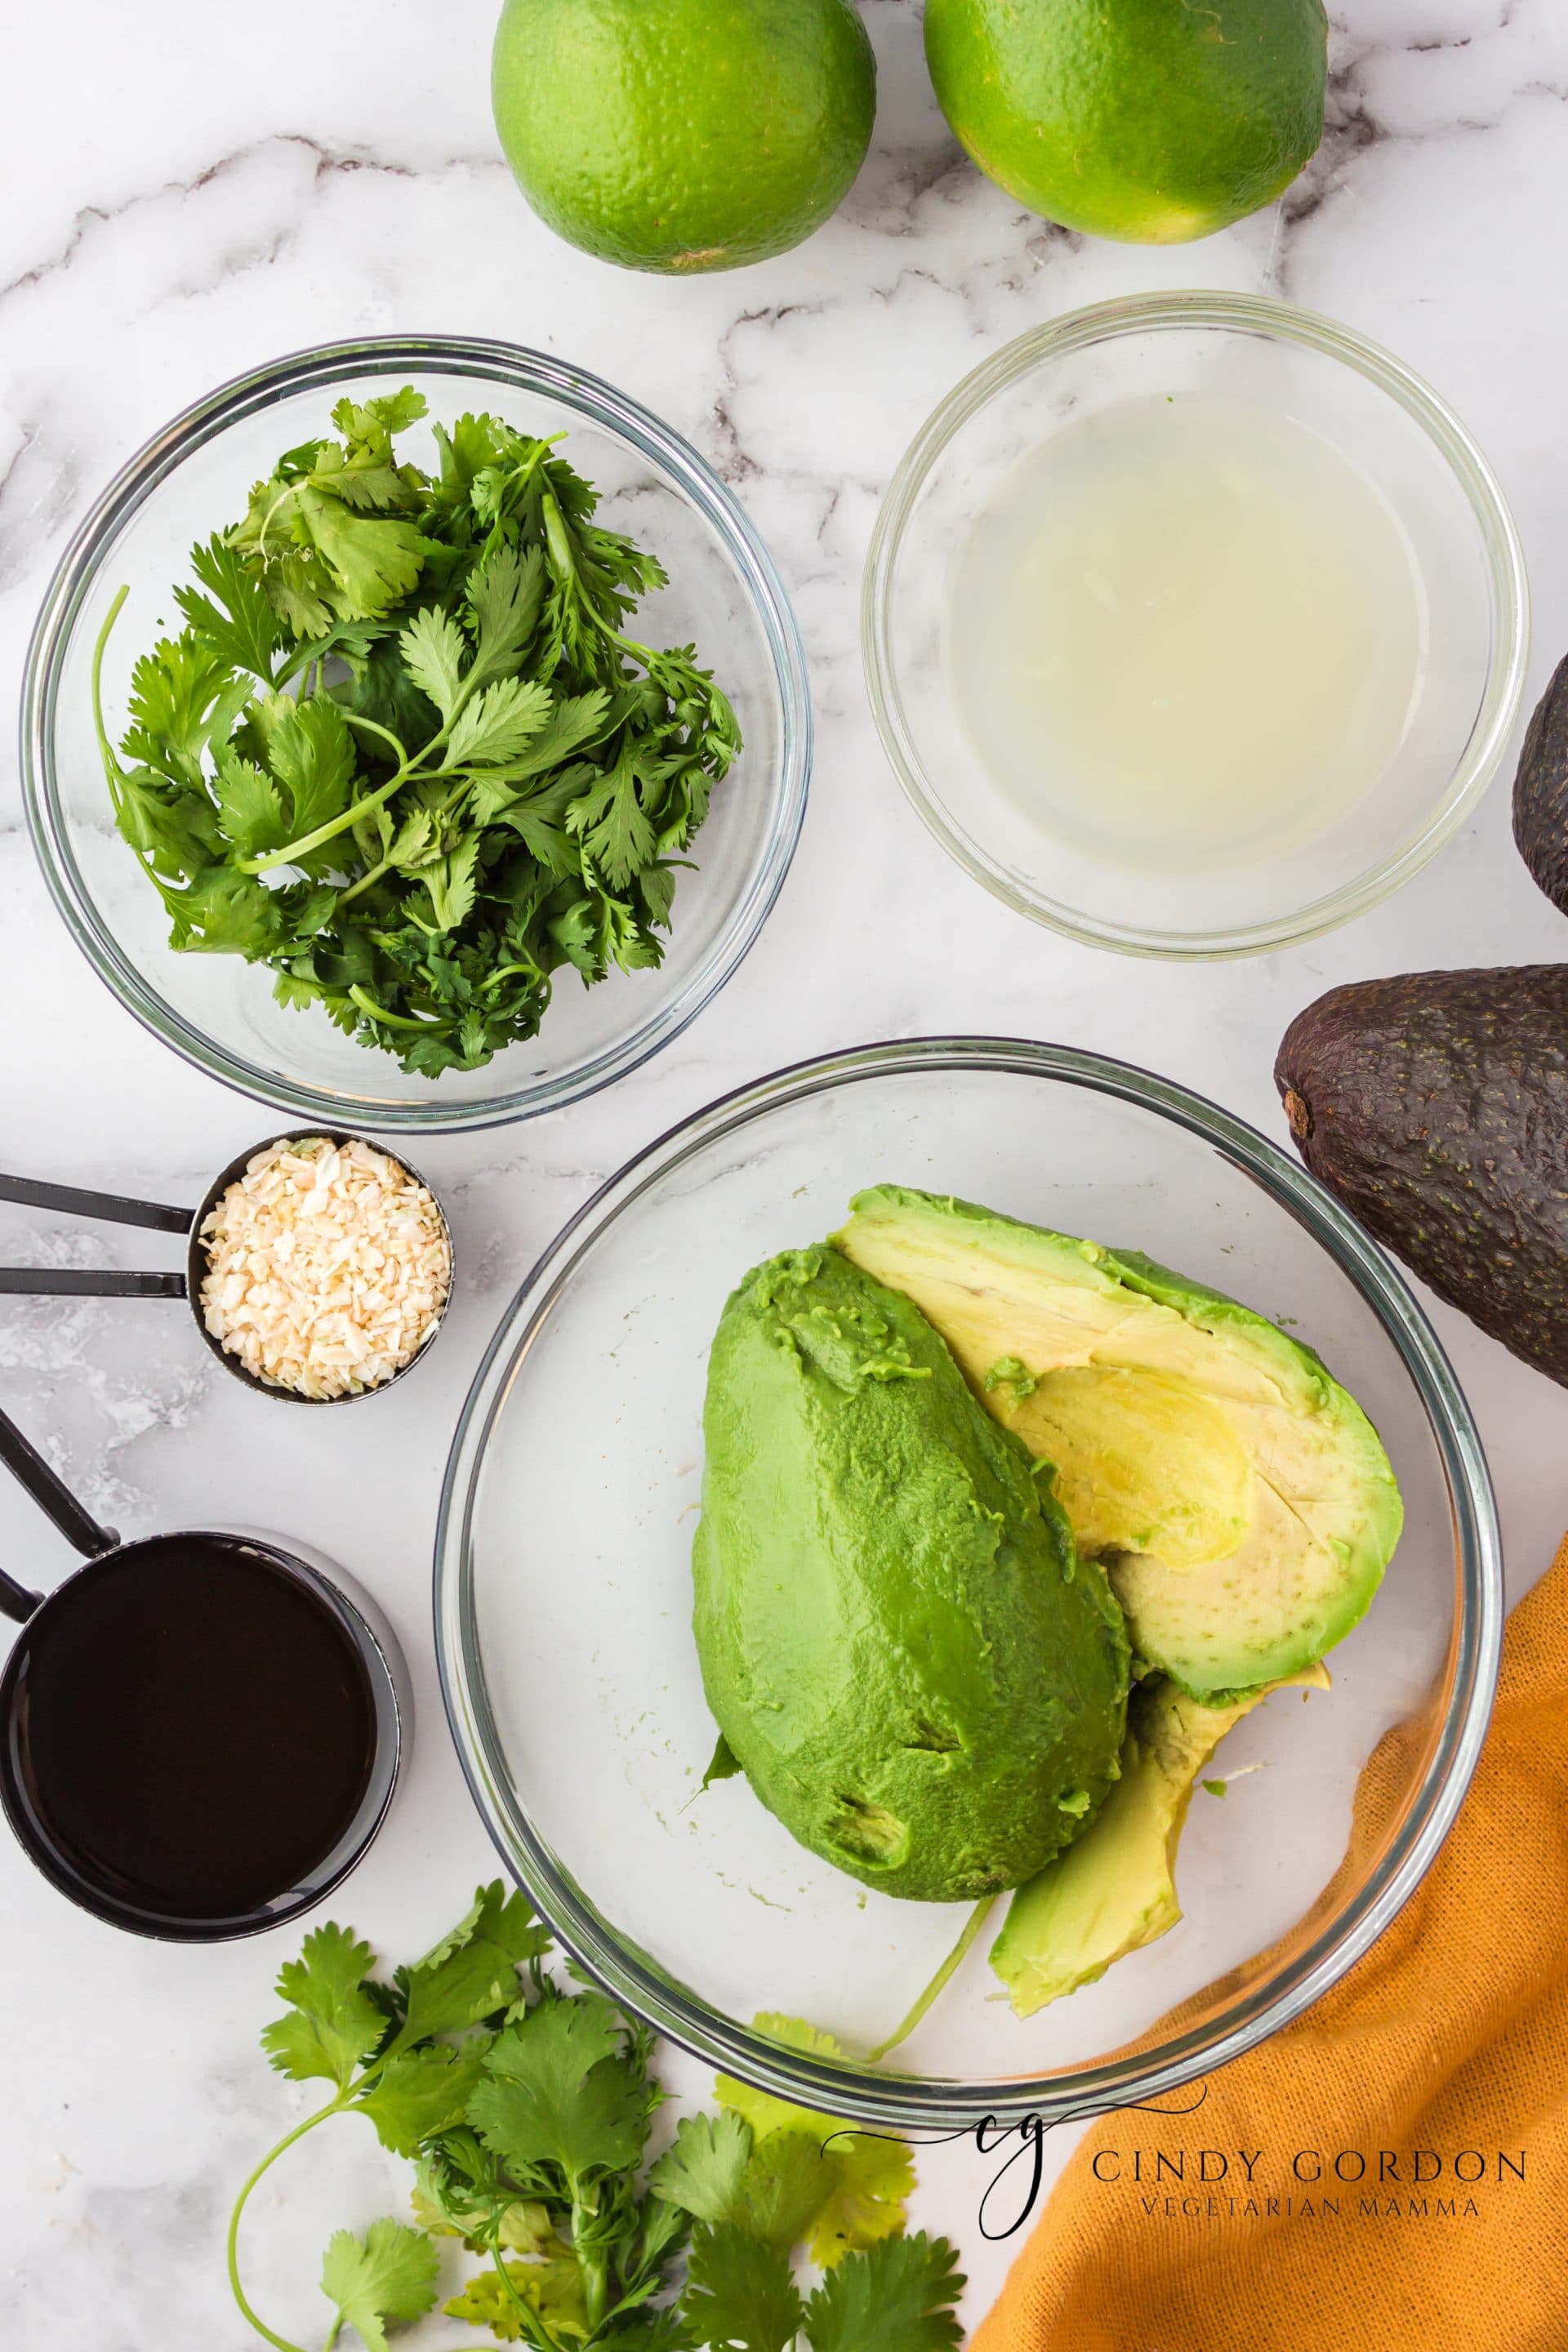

[229,1891,964,2352]
[95,392,741,1078]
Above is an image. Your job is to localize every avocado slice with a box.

[835,1187,1401,1697]
[1277,965,1568,1388]
[990,1664,1330,2015]
[693,1244,1130,1904]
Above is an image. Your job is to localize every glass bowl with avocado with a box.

[23,337,808,1132]
[436,1040,1499,2130]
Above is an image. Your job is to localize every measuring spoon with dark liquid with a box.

[0,1406,408,1939]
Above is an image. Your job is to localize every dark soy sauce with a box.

[2,1534,376,1927]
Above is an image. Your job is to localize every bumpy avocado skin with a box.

[693,1245,1129,1904]
[1276,968,1568,1388]
[1513,653,1568,915]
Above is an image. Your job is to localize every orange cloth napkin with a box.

[975,1537,1568,2352]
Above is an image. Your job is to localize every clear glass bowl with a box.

[435,1040,1500,2127]
[863,293,1529,960]
[22,337,809,1132]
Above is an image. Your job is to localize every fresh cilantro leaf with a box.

[373,806,437,874]
[649,2111,754,2226]
[716,2018,913,2268]
[443,2251,588,2344]
[638,860,679,929]
[800,2132,914,2272]
[801,2232,964,2352]
[333,386,428,447]
[484,686,621,786]
[297,492,425,621]
[231,409,428,635]
[111,765,222,878]
[476,764,590,875]
[465,541,546,694]
[567,742,661,891]
[604,2310,697,2352]
[548,893,608,978]
[175,534,284,679]
[651,2102,843,2256]
[261,1923,384,2089]
[715,2016,845,2141]
[680,2222,803,2352]
[399,606,467,724]
[319,2218,439,2352]
[395,1882,547,2046]
[423,834,483,933]
[430,411,512,514]
[214,746,287,858]
[736,2132,835,2252]
[267,695,357,844]
[354,2042,488,2158]
[124,631,240,786]
[171,866,283,957]
[447,675,553,769]
[412,2163,556,2256]
[637,2185,694,2276]
[413,2128,526,2251]
[468,1992,655,2187]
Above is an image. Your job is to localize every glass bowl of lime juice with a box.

[863,292,1529,959]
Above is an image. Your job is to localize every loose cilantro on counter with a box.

[95,391,740,1077]
[228,1886,964,2352]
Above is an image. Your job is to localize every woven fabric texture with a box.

[975,1538,1568,2352]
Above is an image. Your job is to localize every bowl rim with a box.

[862,290,1531,962]
[433,1034,1503,2127]
[20,333,811,1133]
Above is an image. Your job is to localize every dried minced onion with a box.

[198,1136,450,1401]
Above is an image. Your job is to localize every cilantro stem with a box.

[227,2091,349,2352]
[241,766,412,875]
[539,485,579,592]
[865,1895,997,2065]
[349,985,441,1031]
[337,854,394,908]
[90,585,131,790]
[338,708,409,763]
[488,2238,564,2352]
[90,584,191,923]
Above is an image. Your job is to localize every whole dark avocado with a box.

[1275,967,1568,1387]
[1513,653,1568,915]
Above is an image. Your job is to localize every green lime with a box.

[492,0,875,274]
[924,0,1327,244]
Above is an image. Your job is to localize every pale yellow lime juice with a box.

[947,396,1427,872]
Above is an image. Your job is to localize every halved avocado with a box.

[990,1664,1330,2015]
[834,1187,1401,1697]
[692,1244,1130,1902]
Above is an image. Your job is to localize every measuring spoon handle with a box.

[0,1174,193,1234]
[0,1269,188,1298]
[0,1404,118,1623]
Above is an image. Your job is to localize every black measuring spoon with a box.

[0,1129,452,1403]
[0,1403,408,1940]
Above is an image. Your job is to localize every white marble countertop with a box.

[3,2,1568,2341]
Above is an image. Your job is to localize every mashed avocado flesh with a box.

[693,1245,1129,1903]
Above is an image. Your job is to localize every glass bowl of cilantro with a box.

[22,338,808,1129]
